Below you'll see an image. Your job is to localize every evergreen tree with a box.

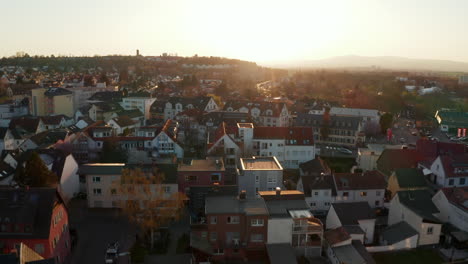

[22,152,56,187]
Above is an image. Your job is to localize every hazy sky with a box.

[1,0,468,63]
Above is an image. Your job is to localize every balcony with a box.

[292,217,323,234]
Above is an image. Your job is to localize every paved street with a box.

[69,199,136,264]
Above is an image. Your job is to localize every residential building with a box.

[387,168,427,198]
[31,88,74,117]
[427,154,468,187]
[435,110,468,133]
[295,113,365,147]
[432,187,468,232]
[329,107,380,128]
[376,149,424,178]
[65,85,117,111]
[239,156,283,198]
[388,190,441,246]
[326,202,376,244]
[297,174,335,213]
[260,189,324,257]
[299,157,332,177]
[379,221,419,250]
[107,116,139,135]
[249,126,316,169]
[223,100,290,127]
[151,119,184,159]
[333,171,386,208]
[0,128,16,152]
[190,193,269,262]
[177,157,225,193]
[121,94,156,120]
[0,188,71,263]
[151,96,219,120]
[324,227,375,264]
[206,122,242,168]
[79,163,178,208]
[266,244,298,264]
[357,144,404,171]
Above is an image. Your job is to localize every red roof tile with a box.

[334,170,386,190]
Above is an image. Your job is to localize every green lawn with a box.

[321,157,356,173]
[373,249,444,264]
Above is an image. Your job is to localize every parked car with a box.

[105,242,120,264]
[450,137,460,141]
[337,147,352,154]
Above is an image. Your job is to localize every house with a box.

[79,163,179,208]
[151,96,218,120]
[432,187,468,232]
[88,102,123,122]
[324,227,375,264]
[190,192,269,262]
[187,184,239,217]
[151,119,184,159]
[260,189,324,257]
[297,174,336,213]
[239,156,283,198]
[206,122,242,168]
[326,202,376,244]
[177,157,225,193]
[0,128,16,152]
[121,94,156,120]
[295,113,365,147]
[249,125,316,169]
[387,168,427,198]
[435,110,468,133]
[19,130,69,151]
[17,149,80,202]
[0,188,71,263]
[388,190,441,246]
[329,107,380,128]
[427,154,468,188]
[107,116,139,135]
[30,87,74,117]
[379,221,419,250]
[9,117,46,136]
[40,116,68,130]
[299,157,331,177]
[376,149,424,178]
[223,100,290,127]
[357,144,405,171]
[333,171,387,208]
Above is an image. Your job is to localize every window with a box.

[211,174,220,182]
[186,175,197,182]
[314,191,319,196]
[376,191,381,196]
[93,188,102,195]
[324,202,331,206]
[201,231,207,238]
[251,219,264,226]
[255,175,259,184]
[251,234,264,242]
[210,216,217,224]
[310,202,316,206]
[210,232,217,241]
[375,200,380,206]
[227,216,240,224]
[460,178,466,185]
[324,190,329,196]
[343,192,349,197]
[111,189,117,195]
[360,192,367,197]
[92,176,101,183]
[427,227,433,235]
[448,179,454,186]
[164,186,171,193]
[267,175,276,183]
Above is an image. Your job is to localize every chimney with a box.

[275,187,281,196]
[239,190,246,200]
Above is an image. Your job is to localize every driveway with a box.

[68,199,136,264]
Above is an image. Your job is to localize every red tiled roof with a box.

[324,227,351,246]
[440,154,468,178]
[253,127,314,145]
[441,187,468,210]
[416,139,466,160]
[334,170,386,191]
[176,108,204,117]
[377,149,425,176]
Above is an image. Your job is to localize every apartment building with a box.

[238,156,283,198]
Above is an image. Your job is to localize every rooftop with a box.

[331,202,376,225]
[397,190,440,223]
[393,168,427,188]
[382,221,419,245]
[78,163,125,175]
[178,157,225,172]
[240,156,283,171]
[205,195,268,215]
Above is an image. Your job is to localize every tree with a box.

[215,80,229,97]
[98,72,110,85]
[116,168,186,249]
[320,107,331,140]
[100,138,128,163]
[379,113,393,134]
[17,152,57,187]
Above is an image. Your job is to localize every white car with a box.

[337,148,352,154]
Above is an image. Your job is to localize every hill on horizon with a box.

[262,55,468,73]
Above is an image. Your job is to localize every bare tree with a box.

[115,168,186,249]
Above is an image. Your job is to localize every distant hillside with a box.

[263,55,468,73]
